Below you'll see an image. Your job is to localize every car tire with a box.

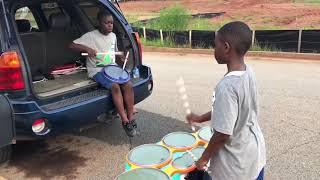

[0,145,12,164]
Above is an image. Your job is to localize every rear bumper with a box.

[12,65,153,139]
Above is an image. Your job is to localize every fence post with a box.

[143,27,146,39]
[298,29,302,53]
[189,30,192,48]
[251,30,255,47]
[160,29,164,44]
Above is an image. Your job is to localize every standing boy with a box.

[187,21,266,180]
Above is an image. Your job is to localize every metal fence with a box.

[133,27,320,53]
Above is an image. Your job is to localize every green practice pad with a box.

[198,126,214,142]
[172,146,205,169]
[116,168,170,180]
[163,132,197,149]
[128,144,171,167]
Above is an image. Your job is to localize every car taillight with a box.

[32,118,51,136]
[0,51,25,90]
[134,32,143,64]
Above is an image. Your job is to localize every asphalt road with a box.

[0,52,319,180]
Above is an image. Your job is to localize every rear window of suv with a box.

[78,2,104,27]
[41,2,65,22]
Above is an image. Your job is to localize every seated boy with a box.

[69,11,137,137]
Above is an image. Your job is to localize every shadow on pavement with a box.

[6,140,87,180]
[77,109,196,147]
[2,109,198,179]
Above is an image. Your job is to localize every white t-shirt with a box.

[209,66,266,180]
[73,30,118,78]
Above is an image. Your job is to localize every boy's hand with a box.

[86,48,97,57]
[186,113,201,124]
[118,51,127,62]
[119,54,125,62]
[195,156,209,171]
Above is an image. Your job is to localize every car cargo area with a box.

[32,71,96,97]
[15,0,135,97]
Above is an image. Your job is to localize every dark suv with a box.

[0,0,153,163]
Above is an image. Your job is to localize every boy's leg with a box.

[111,83,136,137]
[111,83,129,124]
[120,81,134,122]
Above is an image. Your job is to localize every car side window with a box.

[15,7,39,33]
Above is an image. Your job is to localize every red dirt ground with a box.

[120,0,320,29]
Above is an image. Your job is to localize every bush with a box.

[151,5,191,31]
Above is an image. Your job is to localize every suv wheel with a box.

[0,145,12,164]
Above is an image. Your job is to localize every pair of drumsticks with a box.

[177,77,210,172]
[81,51,129,70]
[176,77,196,132]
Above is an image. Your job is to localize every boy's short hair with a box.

[97,10,112,23]
[217,21,252,56]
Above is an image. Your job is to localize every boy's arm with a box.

[69,42,97,57]
[195,131,229,170]
[196,82,238,170]
[186,111,211,124]
[114,35,127,66]
[198,111,212,123]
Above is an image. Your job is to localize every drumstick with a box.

[186,150,198,162]
[122,51,129,70]
[176,77,196,132]
[186,150,209,171]
[81,52,124,56]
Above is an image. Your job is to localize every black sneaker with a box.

[131,119,137,129]
[185,169,212,180]
[122,121,137,137]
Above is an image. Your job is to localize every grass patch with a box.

[188,18,230,31]
[188,18,216,30]
[125,14,139,23]
[293,0,320,4]
[210,21,232,30]
[136,17,218,31]
[250,43,280,52]
[302,25,318,30]
[193,44,214,49]
[125,14,145,28]
[142,38,280,51]
[254,24,284,30]
[141,37,189,48]
[188,18,232,31]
